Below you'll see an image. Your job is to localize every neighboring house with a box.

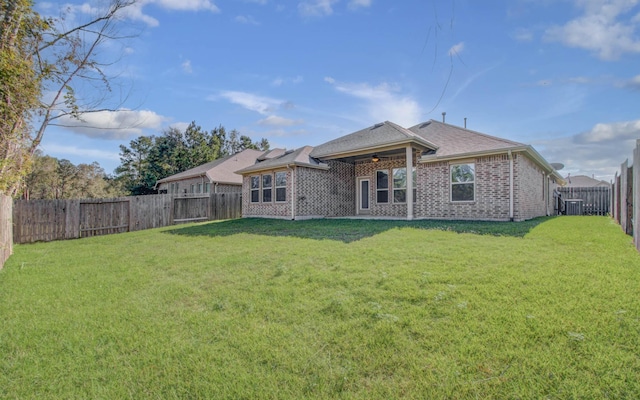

[563,174,610,188]
[236,120,565,221]
[155,149,266,195]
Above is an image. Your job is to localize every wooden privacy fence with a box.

[13,193,241,244]
[0,195,12,269]
[612,139,640,251]
[558,187,610,216]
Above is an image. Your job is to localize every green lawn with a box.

[1,216,639,399]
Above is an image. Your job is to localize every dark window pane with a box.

[452,183,474,201]
[275,172,287,187]
[251,190,259,202]
[263,188,272,202]
[276,187,286,202]
[393,168,406,188]
[377,190,388,203]
[451,164,475,183]
[251,176,260,189]
[263,174,272,188]
[376,170,388,189]
[394,189,406,203]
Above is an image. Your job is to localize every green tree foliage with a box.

[22,152,124,199]
[116,122,269,195]
[0,0,136,196]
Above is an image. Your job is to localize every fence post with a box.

[634,140,640,250]
[0,195,13,269]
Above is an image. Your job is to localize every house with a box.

[155,148,266,195]
[563,174,610,188]
[236,120,565,221]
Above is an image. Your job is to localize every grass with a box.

[1,216,639,399]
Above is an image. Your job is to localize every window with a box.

[204,183,210,193]
[175,183,179,194]
[169,183,174,194]
[197,183,202,193]
[262,174,272,202]
[250,176,260,203]
[451,163,475,201]
[275,171,287,202]
[393,168,407,203]
[190,184,195,193]
[376,170,389,203]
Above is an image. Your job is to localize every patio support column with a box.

[406,146,413,220]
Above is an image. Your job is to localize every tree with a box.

[22,152,125,199]
[115,122,269,195]
[0,0,137,196]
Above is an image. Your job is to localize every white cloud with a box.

[448,42,465,56]
[512,28,533,42]
[217,91,284,115]
[298,0,337,17]
[54,109,168,139]
[621,74,640,89]
[181,59,192,74]
[545,0,640,60]
[62,0,220,28]
[235,15,260,25]
[272,75,304,86]
[349,0,372,9]
[41,143,120,161]
[535,119,640,181]
[325,78,422,126]
[258,115,304,127]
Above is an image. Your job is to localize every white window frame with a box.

[275,171,287,202]
[250,176,260,203]
[392,167,407,204]
[262,174,273,203]
[450,163,475,202]
[197,183,202,193]
[376,169,389,204]
[204,182,210,193]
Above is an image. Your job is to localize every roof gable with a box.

[156,148,266,185]
[408,120,525,157]
[237,146,328,174]
[310,121,437,158]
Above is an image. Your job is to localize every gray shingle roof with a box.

[156,148,266,185]
[310,121,437,158]
[236,146,327,174]
[408,120,525,157]
[564,175,610,187]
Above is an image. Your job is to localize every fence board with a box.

[13,192,243,244]
[558,187,611,216]
[0,195,12,268]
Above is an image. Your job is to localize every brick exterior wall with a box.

[242,169,292,218]
[158,178,241,195]
[241,152,554,221]
[355,158,411,218]
[296,160,355,217]
[513,154,547,221]
[415,155,511,221]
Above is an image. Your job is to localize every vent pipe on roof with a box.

[442,112,446,123]
[464,117,467,129]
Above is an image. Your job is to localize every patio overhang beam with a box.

[315,139,434,161]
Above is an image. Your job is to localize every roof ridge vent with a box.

[371,122,385,129]
[284,149,294,155]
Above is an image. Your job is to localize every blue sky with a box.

[36,0,640,182]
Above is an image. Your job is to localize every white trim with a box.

[509,150,514,220]
[450,162,476,202]
[356,177,371,214]
[275,171,287,203]
[406,146,413,220]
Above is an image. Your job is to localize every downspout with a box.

[508,150,514,221]
[288,165,296,220]
[214,182,218,194]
